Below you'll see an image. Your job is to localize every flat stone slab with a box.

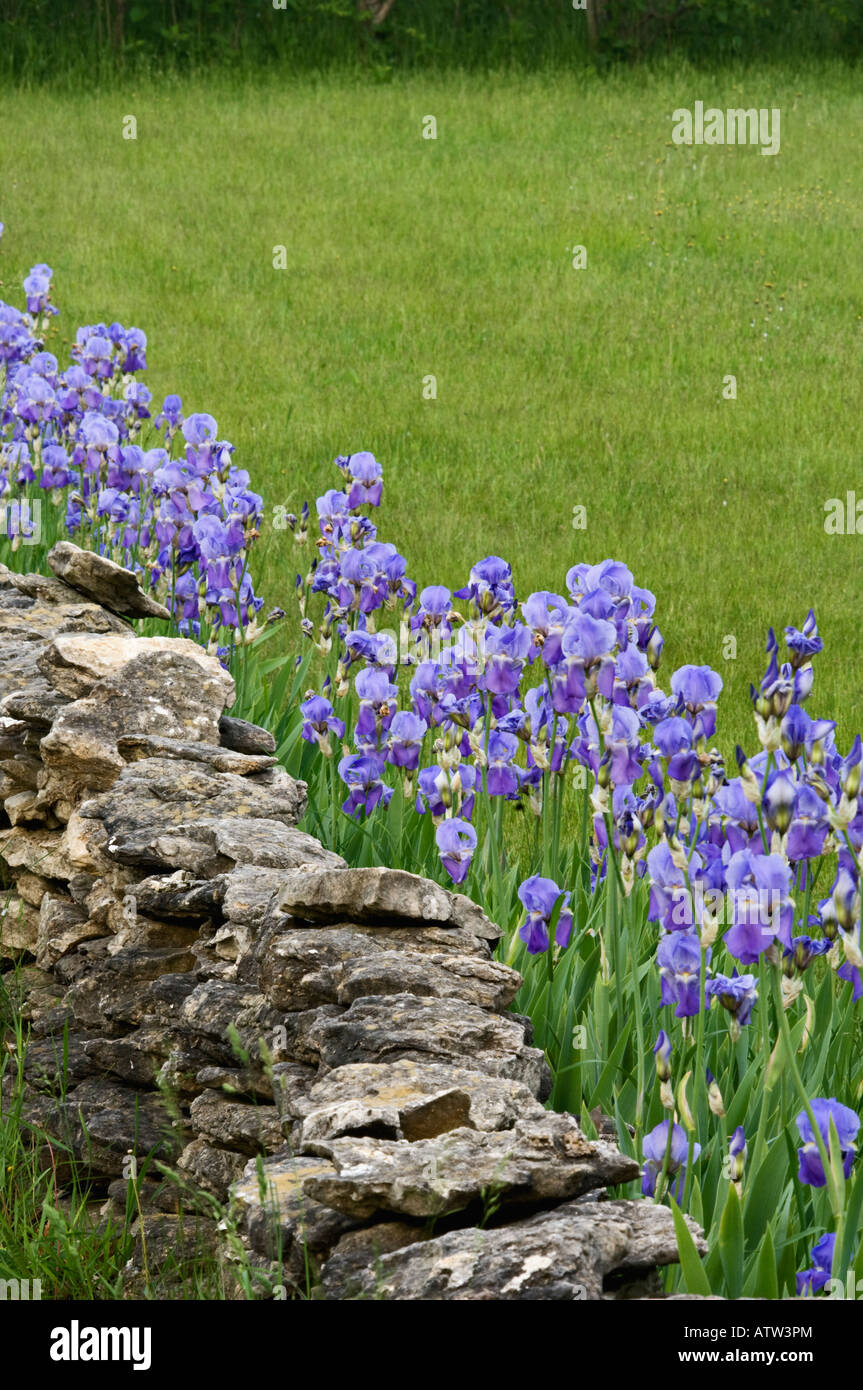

[47,540,170,620]
[277,866,500,940]
[38,632,231,701]
[219,715,276,755]
[303,1113,639,1220]
[293,1059,546,1152]
[258,925,517,1013]
[41,653,235,793]
[77,759,308,871]
[306,993,548,1095]
[232,1150,363,1278]
[319,1197,704,1301]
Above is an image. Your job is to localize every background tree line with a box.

[0,0,860,84]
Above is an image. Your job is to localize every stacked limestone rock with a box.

[0,543,703,1300]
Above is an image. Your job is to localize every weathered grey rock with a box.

[38,632,229,701]
[304,1114,638,1220]
[319,1198,704,1301]
[117,734,276,776]
[47,541,171,619]
[0,753,42,789]
[1,678,70,726]
[54,1077,181,1177]
[258,926,519,1013]
[307,994,549,1095]
[177,1139,249,1198]
[20,1031,107,1091]
[0,895,40,952]
[130,870,227,921]
[41,654,235,793]
[277,867,500,940]
[219,715,276,755]
[189,1090,285,1155]
[35,892,106,967]
[232,1150,362,1279]
[78,759,307,871]
[294,1060,546,1152]
[82,1027,172,1086]
[121,1213,219,1299]
[15,868,57,908]
[195,1065,275,1102]
[0,825,79,880]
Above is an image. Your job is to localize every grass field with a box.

[1,63,861,757]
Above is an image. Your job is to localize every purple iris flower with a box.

[354,666,398,744]
[483,622,533,695]
[338,753,392,819]
[641,1120,700,1200]
[300,695,346,751]
[416,764,477,822]
[785,935,832,975]
[723,850,793,963]
[522,590,574,666]
[712,778,761,853]
[345,451,383,509]
[317,488,350,529]
[517,874,574,954]
[385,710,428,770]
[705,970,757,1026]
[785,610,823,669]
[154,393,184,432]
[840,736,862,799]
[785,782,829,862]
[343,628,396,674]
[796,1234,836,1296]
[81,334,114,378]
[455,556,515,619]
[435,817,476,884]
[670,664,723,713]
[646,843,693,932]
[486,729,521,798]
[411,585,453,639]
[657,931,704,1016]
[23,270,52,315]
[796,1098,859,1187]
[728,1125,747,1182]
[567,559,634,603]
[182,413,218,447]
[606,704,644,786]
[763,768,797,835]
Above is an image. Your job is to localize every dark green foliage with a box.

[0,0,860,85]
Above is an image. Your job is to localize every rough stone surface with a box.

[0,556,704,1299]
[318,1199,705,1301]
[303,1114,639,1219]
[47,540,171,619]
[277,866,501,940]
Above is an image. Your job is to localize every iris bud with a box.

[653,1030,672,1082]
[728,1126,746,1183]
[707,1070,725,1117]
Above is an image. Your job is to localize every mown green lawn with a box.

[1,64,861,756]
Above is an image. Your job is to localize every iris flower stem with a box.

[751,954,771,1183]
[768,960,845,1276]
[682,949,707,1210]
[578,770,590,892]
[626,886,646,1147]
[654,1108,677,1205]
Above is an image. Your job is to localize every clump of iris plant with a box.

[641,1120,700,1201]
[0,234,265,660]
[795,1098,859,1188]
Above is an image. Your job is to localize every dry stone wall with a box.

[0,544,703,1300]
